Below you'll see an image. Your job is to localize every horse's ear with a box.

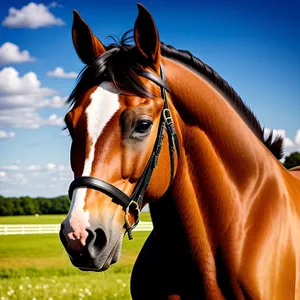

[72,10,106,65]
[134,4,161,72]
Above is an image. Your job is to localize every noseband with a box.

[68,65,180,239]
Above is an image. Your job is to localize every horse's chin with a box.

[98,238,122,271]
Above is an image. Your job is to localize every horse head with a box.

[59,4,179,271]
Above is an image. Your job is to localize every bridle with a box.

[68,64,180,239]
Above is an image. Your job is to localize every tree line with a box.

[0,195,70,216]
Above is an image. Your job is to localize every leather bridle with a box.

[68,64,180,239]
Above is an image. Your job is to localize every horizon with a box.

[0,0,299,197]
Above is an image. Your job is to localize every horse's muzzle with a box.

[59,221,117,271]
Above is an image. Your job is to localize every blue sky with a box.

[0,0,299,197]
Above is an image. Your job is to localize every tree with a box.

[13,198,25,215]
[284,152,300,169]
[0,195,70,216]
[0,196,14,216]
[20,196,39,215]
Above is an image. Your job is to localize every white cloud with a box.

[0,42,36,64]
[0,162,73,196]
[0,108,41,129]
[40,95,66,108]
[295,130,300,146]
[0,162,69,172]
[57,164,66,171]
[41,114,64,127]
[0,109,64,129]
[25,165,42,171]
[12,173,24,178]
[0,130,15,139]
[46,163,56,171]
[0,67,64,129]
[272,129,295,149]
[264,128,295,149]
[48,2,63,8]
[48,2,57,8]
[1,165,21,171]
[2,2,65,29]
[284,137,295,148]
[0,67,53,97]
[47,67,78,79]
[1,163,70,173]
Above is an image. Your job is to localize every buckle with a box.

[163,109,175,135]
[163,108,176,144]
[163,108,173,124]
[124,201,140,240]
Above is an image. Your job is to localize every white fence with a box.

[0,221,153,235]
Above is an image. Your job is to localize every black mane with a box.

[68,33,284,160]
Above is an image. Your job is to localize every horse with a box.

[59,4,300,299]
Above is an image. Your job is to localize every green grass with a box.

[0,215,151,299]
[0,214,66,224]
[0,232,149,272]
[0,274,132,299]
[0,211,152,224]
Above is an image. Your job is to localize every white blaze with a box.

[68,82,120,227]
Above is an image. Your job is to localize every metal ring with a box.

[124,200,140,230]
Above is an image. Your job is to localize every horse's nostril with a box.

[94,228,107,252]
[85,227,108,258]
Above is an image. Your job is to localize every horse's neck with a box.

[149,58,286,297]
[163,57,280,199]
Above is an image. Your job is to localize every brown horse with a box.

[59,4,300,299]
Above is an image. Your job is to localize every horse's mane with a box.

[67,32,284,160]
[159,43,284,160]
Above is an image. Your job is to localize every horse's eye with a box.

[131,120,152,139]
[135,120,152,133]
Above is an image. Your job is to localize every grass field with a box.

[0,213,152,299]
[0,211,152,224]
